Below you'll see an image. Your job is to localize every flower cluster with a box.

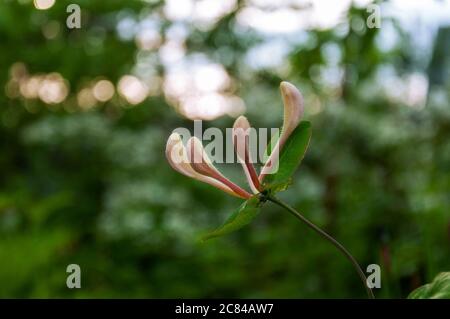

[165,81,304,198]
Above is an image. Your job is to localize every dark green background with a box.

[0,0,449,298]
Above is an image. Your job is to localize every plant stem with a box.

[267,195,375,299]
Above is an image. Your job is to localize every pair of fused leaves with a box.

[408,272,450,299]
[201,121,311,241]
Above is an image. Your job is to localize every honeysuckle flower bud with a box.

[232,116,261,194]
[260,81,304,181]
[166,81,305,201]
[165,93,372,298]
[166,133,250,199]
[186,136,252,199]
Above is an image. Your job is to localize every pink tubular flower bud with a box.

[260,81,304,181]
[232,116,261,194]
[165,133,250,199]
[186,136,252,199]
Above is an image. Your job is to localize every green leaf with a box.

[264,121,312,189]
[201,196,261,241]
[408,272,450,299]
[265,180,291,194]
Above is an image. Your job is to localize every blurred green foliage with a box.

[408,272,450,298]
[0,0,449,298]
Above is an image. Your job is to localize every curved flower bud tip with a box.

[260,81,304,181]
[279,81,304,145]
[232,116,261,194]
[166,133,250,199]
[165,133,196,177]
